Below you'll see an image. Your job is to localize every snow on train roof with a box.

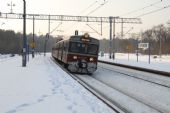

[55,34,99,44]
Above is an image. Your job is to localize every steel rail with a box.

[98,65,170,88]
[98,60,170,77]
[50,57,165,113]
[50,57,124,113]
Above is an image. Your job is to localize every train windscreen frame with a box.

[69,42,98,55]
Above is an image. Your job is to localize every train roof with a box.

[56,34,99,44]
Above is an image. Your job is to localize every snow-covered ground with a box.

[99,53,170,73]
[1,53,170,113]
[0,54,12,62]
[0,54,115,113]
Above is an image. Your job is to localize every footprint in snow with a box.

[52,88,58,94]
[37,98,44,102]
[16,103,30,109]
[72,110,77,113]
[5,109,16,113]
[37,94,49,103]
[41,94,48,98]
[67,105,73,110]
[67,105,77,113]
[73,101,77,106]
[64,93,72,101]
[6,103,30,113]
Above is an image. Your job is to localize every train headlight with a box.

[73,56,77,59]
[89,57,94,61]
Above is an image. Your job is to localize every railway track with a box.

[76,74,163,113]
[94,62,170,113]
[50,57,124,113]
[98,63,170,89]
[51,57,170,113]
[98,60,170,77]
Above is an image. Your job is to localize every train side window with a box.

[61,42,64,49]
[66,42,68,50]
[64,42,67,51]
[58,43,60,50]
[63,42,66,51]
[56,44,58,50]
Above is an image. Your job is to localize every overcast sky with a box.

[0,0,170,39]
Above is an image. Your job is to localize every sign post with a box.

[138,43,150,64]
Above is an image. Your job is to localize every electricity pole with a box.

[22,0,27,67]
[109,16,118,59]
[121,18,123,38]
[32,15,35,58]
[109,16,113,59]
[44,15,50,56]
[113,17,116,59]
[101,17,103,36]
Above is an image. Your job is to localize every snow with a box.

[99,53,170,73]
[0,54,115,113]
[1,52,170,113]
[77,75,160,113]
[93,65,170,113]
[97,53,170,113]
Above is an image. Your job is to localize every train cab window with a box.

[70,42,79,53]
[70,42,98,55]
[81,43,87,53]
[70,42,88,53]
[88,44,98,55]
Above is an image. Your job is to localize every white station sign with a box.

[138,43,149,50]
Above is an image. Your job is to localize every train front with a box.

[67,33,99,74]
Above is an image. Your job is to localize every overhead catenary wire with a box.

[52,1,99,35]
[65,0,108,35]
[64,0,108,35]
[64,1,100,34]
[78,1,98,15]
[121,0,163,16]
[86,0,108,16]
[86,23,101,35]
[136,5,170,18]
[50,22,62,34]
[84,0,108,36]
[86,5,104,16]
[124,27,134,36]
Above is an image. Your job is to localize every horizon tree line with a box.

[0,23,170,55]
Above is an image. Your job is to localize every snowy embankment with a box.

[0,54,115,113]
[0,54,12,62]
[99,53,170,73]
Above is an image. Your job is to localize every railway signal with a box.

[7,1,15,14]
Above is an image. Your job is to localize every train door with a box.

[57,43,60,59]
[65,41,69,63]
[61,42,64,62]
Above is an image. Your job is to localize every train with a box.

[52,33,99,74]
